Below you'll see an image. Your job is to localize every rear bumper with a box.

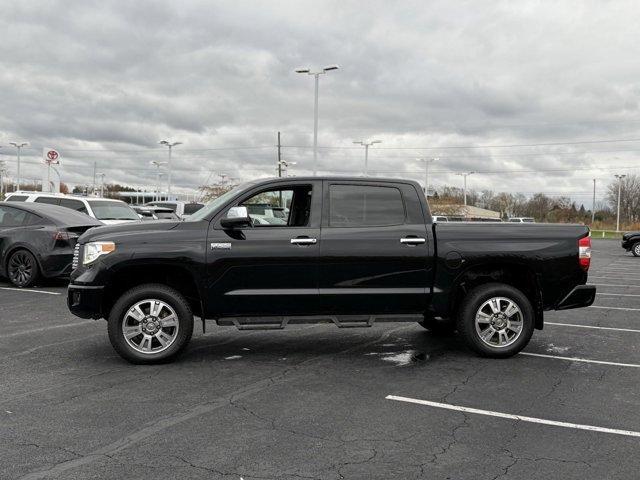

[67,284,104,319]
[555,285,596,310]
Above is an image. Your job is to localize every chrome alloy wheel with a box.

[634,243,640,256]
[122,299,179,354]
[474,296,524,348]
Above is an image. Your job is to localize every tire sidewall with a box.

[458,283,534,358]
[8,249,39,287]
[633,243,640,257]
[108,284,193,364]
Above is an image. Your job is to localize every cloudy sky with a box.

[1,0,640,203]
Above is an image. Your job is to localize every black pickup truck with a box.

[621,232,640,256]
[67,177,595,364]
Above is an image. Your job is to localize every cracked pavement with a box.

[1,239,639,479]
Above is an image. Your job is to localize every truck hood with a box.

[79,220,182,243]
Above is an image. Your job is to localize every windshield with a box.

[89,201,140,221]
[186,183,251,221]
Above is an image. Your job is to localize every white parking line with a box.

[597,292,640,297]
[592,283,640,288]
[0,321,94,339]
[385,395,640,438]
[590,305,640,311]
[546,321,640,333]
[0,287,61,296]
[520,352,640,368]
[590,276,640,281]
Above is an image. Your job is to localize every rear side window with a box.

[0,206,40,227]
[60,198,88,214]
[34,197,61,205]
[329,185,405,227]
[6,195,27,202]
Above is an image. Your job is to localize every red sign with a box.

[47,150,59,161]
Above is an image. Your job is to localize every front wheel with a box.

[632,242,640,257]
[108,284,194,364]
[456,283,534,358]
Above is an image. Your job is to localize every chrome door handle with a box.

[291,238,317,245]
[400,237,426,245]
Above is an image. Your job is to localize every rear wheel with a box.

[108,284,194,364]
[7,250,39,287]
[632,242,640,257]
[456,283,534,358]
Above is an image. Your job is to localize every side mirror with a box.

[221,206,252,229]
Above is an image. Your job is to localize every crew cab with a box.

[67,177,595,364]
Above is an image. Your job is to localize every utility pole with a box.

[92,162,97,195]
[591,178,596,224]
[456,172,476,206]
[0,160,6,197]
[9,141,28,191]
[615,174,626,232]
[419,158,438,196]
[98,173,106,197]
[159,140,182,198]
[295,65,339,175]
[277,131,282,177]
[353,140,382,176]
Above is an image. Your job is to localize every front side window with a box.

[239,186,312,227]
[329,185,405,227]
[88,201,139,221]
[184,203,204,215]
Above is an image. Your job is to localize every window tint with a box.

[238,185,312,227]
[88,201,139,221]
[34,196,61,205]
[6,195,27,202]
[329,185,405,227]
[60,198,88,214]
[184,203,204,215]
[0,206,40,227]
[156,211,179,220]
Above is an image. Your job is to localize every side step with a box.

[216,314,423,331]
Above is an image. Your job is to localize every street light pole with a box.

[9,141,28,191]
[456,171,475,206]
[295,65,339,176]
[591,178,596,224]
[418,158,438,196]
[615,174,626,232]
[98,173,106,197]
[353,140,382,176]
[159,140,182,198]
[151,161,167,201]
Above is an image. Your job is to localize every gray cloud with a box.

[1,0,640,204]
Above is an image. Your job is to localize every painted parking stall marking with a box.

[546,321,640,333]
[386,395,640,438]
[0,287,61,296]
[520,352,640,368]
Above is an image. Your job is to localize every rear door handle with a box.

[400,237,426,245]
[291,237,317,245]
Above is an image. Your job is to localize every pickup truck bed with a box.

[67,176,595,364]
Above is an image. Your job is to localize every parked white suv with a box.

[145,201,204,219]
[4,192,140,225]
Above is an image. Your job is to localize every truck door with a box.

[319,180,434,314]
[205,180,322,316]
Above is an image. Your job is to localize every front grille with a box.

[72,243,80,270]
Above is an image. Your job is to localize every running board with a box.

[216,314,423,331]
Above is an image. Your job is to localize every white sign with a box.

[42,148,61,193]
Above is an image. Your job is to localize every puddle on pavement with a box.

[365,350,429,366]
[545,343,570,354]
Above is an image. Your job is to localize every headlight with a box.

[83,241,116,265]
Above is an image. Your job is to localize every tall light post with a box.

[615,174,626,232]
[9,141,28,191]
[98,173,106,197]
[0,159,6,197]
[295,65,339,176]
[353,140,381,176]
[418,158,438,196]
[159,140,182,198]
[456,171,475,206]
[591,178,596,224]
[151,161,167,201]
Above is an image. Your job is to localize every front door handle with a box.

[400,237,426,245]
[291,237,317,245]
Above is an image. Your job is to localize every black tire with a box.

[108,284,194,364]
[632,242,640,257]
[7,249,39,287]
[418,315,456,335]
[456,283,534,358]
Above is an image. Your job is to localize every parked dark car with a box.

[622,232,640,256]
[0,203,102,287]
[68,177,595,364]
[132,206,181,221]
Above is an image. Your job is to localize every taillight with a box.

[579,235,591,272]
[53,231,69,241]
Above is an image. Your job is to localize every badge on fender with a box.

[210,242,232,250]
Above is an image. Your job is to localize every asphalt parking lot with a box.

[1,238,639,479]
